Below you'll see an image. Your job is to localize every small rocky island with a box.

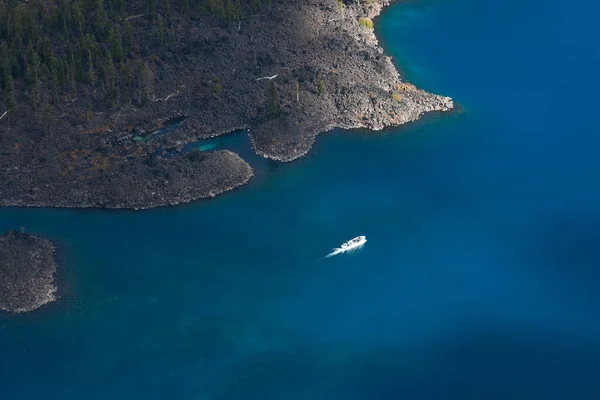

[0,0,453,209]
[0,230,58,313]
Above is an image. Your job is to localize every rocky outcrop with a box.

[247,0,453,161]
[0,231,57,313]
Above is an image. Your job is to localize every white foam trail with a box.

[325,248,342,258]
[325,243,364,258]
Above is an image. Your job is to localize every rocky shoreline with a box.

[0,0,453,209]
[1,150,253,210]
[0,231,58,313]
[247,0,453,162]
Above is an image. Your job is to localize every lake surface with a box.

[1,0,600,398]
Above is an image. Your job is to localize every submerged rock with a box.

[0,231,58,313]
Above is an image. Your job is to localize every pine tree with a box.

[41,103,54,132]
[57,56,67,92]
[4,72,16,113]
[108,26,124,62]
[64,57,76,96]
[147,0,157,19]
[87,51,96,85]
[157,15,165,44]
[124,21,134,55]
[102,50,117,106]
[226,0,239,23]
[48,51,59,103]
[72,1,85,36]
[208,0,225,18]
[163,0,172,22]
[249,0,261,12]
[68,52,78,95]
[135,58,151,105]
[120,61,134,105]
[11,6,24,51]
[85,96,92,120]
[94,0,108,32]
[25,44,41,109]
[0,42,10,88]
[1,39,15,116]
[179,0,190,16]
[266,79,279,118]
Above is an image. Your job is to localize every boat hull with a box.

[341,237,367,251]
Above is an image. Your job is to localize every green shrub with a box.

[359,17,374,30]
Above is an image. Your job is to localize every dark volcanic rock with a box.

[0,231,57,313]
[0,150,253,209]
[0,0,452,209]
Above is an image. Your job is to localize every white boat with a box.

[340,236,367,250]
[325,236,367,258]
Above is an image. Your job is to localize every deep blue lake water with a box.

[2,0,600,398]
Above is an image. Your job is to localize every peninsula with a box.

[0,0,453,209]
[0,230,58,313]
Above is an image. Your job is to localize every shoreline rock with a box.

[0,231,58,313]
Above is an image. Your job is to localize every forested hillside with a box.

[0,0,274,124]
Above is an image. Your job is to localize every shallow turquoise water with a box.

[2,0,600,398]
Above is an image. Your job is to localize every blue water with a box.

[2,0,600,398]
[159,132,252,158]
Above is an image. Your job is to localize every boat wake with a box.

[325,247,359,258]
